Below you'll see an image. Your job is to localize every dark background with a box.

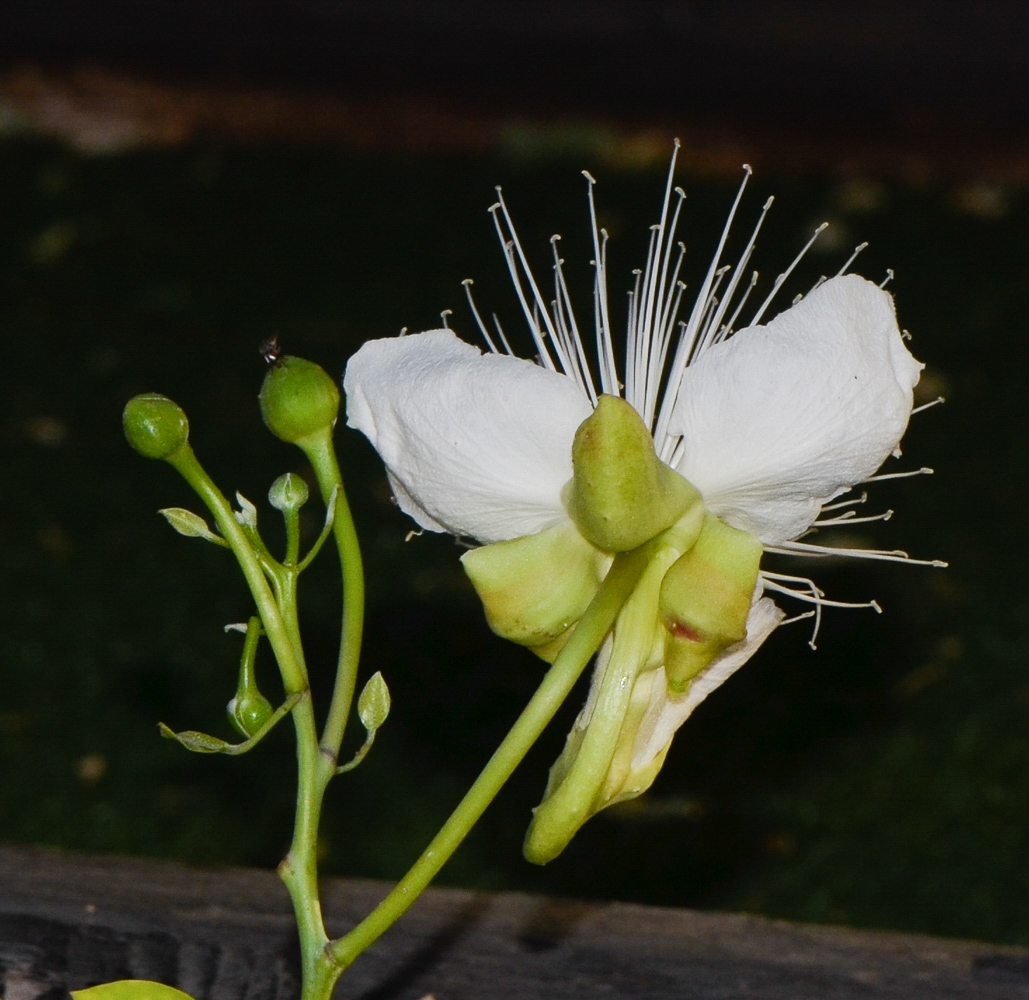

[1,0,1028,947]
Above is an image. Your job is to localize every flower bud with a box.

[268,471,310,512]
[564,394,701,553]
[259,356,339,445]
[659,513,762,693]
[123,393,189,460]
[227,689,274,739]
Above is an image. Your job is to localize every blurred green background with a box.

[0,131,1024,947]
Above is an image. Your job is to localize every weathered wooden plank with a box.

[2,844,1028,999]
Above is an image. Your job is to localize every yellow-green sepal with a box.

[563,395,701,553]
[660,513,762,693]
[461,520,607,661]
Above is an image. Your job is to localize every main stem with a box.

[167,445,329,990]
[281,429,368,1000]
[329,546,650,971]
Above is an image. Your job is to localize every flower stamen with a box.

[761,570,883,649]
[813,508,894,526]
[749,221,830,328]
[862,466,934,482]
[912,396,946,415]
[767,539,948,567]
[836,241,870,277]
[462,278,504,356]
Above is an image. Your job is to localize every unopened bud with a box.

[269,472,310,512]
[123,393,189,460]
[227,689,273,739]
[259,356,339,445]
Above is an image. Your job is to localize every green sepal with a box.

[659,513,762,693]
[563,395,702,552]
[72,980,197,1000]
[461,520,607,661]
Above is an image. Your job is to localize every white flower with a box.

[344,152,942,859]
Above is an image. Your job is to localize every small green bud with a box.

[564,395,701,553]
[227,690,274,739]
[268,472,310,512]
[659,513,762,693]
[259,356,339,445]
[461,521,607,661]
[123,393,189,460]
[227,616,273,738]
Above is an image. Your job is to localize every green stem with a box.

[167,445,327,988]
[167,445,306,695]
[297,429,365,764]
[328,546,649,971]
[273,429,365,1000]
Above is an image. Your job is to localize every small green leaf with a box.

[72,980,197,1000]
[158,507,225,545]
[357,671,390,733]
[158,723,231,753]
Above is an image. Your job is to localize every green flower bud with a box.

[227,616,273,738]
[659,513,762,693]
[563,394,701,553]
[461,521,608,662]
[227,689,274,739]
[259,356,339,445]
[268,471,310,512]
[123,393,189,460]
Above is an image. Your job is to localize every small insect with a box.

[259,336,281,365]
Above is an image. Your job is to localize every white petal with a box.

[670,275,923,545]
[630,595,785,771]
[344,330,591,544]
